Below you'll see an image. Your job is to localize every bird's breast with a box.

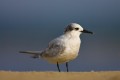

[67,37,80,52]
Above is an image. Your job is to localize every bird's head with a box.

[64,23,93,36]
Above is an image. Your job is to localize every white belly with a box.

[44,45,80,64]
[44,52,78,64]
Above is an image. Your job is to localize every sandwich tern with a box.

[19,23,93,72]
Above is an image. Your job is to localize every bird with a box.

[19,23,93,72]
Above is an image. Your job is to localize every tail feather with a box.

[19,51,42,58]
[19,51,41,54]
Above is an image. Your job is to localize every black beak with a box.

[81,29,93,34]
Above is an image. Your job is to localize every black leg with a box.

[66,62,69,72]
[57,62,60,72]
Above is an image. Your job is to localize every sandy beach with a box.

[0,71,120,80]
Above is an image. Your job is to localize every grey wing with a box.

[41,39,66,57]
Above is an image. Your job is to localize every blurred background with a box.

[0,0,120,72]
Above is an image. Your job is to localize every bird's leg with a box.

[57,62,60,72]
[66,62,69,72]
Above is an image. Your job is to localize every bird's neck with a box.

[64,31,80,38]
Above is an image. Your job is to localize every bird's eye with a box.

[75,28,79,30]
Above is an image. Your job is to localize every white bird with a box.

[19,23,93,72]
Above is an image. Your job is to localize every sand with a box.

[0,71,120,80]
